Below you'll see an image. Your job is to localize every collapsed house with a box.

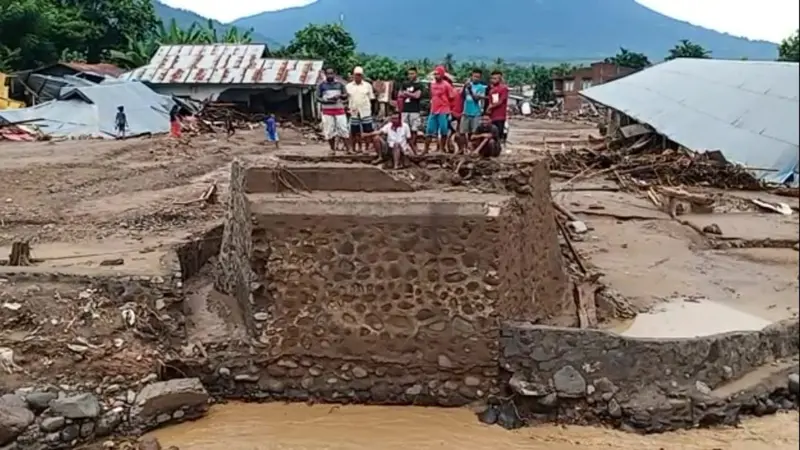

[580,58,799,186]
[0,81,177,139]
[120,44,324,120]
[9,62,125,104]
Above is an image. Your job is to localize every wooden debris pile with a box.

[549,138,764,190]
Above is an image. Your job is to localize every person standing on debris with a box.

[225,115,235,137]
[346,66,375,152]
[485,70,509,144]
[265,113,279,149]
[424,65,456,154]
[317,67,349,152]
[169,105,181,138]
[461,68,487,139]
[115,106,128,139]
[397,67,423,151]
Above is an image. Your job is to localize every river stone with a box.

[49,393,100,419]
[40,416,66,432]
[788,373,799,395]
[0,395,26,410]
[553,365,586,398]
[96,408,124,437]
[25,391,57,412]
[0,404,35,444]
[130,378,208,424]
[607,398,622,418]
[138,437,162,450]
[60,424,80,442]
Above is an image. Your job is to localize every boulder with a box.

[0,403,34,444]
[130,378,208,424]
[49,393,101,419]
[24,391,57,413]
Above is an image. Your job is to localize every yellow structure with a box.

[0,72,24,110]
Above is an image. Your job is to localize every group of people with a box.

[316,64,509,168]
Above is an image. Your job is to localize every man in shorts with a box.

[397,67,423,151]
[317,67,349,152]
[346,66,375,152]
[460,68,487,141]
[470,114,502,158]
[424,65,456,154]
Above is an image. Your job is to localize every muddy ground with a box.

[0,117,797,387]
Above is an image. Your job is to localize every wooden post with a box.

[8,241,31,266]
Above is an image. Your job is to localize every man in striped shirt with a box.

[317,67,350,152]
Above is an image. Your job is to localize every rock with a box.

[95,409,123,437]
[477,406,498,425]
[568,220,588,234]
[25,391,57,413]
[464,376,481,387]
[0,404,35,444]
[538,393,558,406]
[131,378,208,424]
[253,312,268,321]
[702,224,722,235]
[0,396,25,411]
[351,367,368,379]
[40,416,66,432]
[437,355,453,368]
[79,422,94,437]
[60,424,80,442]
[217,367,231,378]
[607,399,622,418]
[695,381,711,395]
[405,384,423,396]
[788,373,799,395]
[49,393,101,419]
[138,437,162,450]
[234,374,259,382]
[553,365,586,398]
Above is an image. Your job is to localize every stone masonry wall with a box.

[492,319,800,432]
[214,160,255,332]
[497,162,570,324]
[249,213,508,405]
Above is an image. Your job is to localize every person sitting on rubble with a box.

[364,113,413,169]
[469,114,502,158]
[115,106,128,139]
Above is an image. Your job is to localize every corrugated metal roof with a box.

[62,62,125,78]
[120,44,324,86]
[581,58,799,184]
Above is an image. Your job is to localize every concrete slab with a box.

[244,164,414,193]
[247,191,512,217]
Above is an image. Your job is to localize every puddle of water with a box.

[622,298,772,338]
[148,403,799,450]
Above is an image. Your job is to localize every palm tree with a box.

[108,36,159,69]
[666,39,711,60]
[442,53,456,73]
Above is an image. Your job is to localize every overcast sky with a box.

[160,0,799,43]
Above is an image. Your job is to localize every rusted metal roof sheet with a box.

[121,44,324,86]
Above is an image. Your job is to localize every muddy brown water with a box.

[148,403,799,450]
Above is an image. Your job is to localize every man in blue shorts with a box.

[424,65,456,154]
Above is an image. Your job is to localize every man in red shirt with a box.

[424,65,456,154]
[485,70,509,144]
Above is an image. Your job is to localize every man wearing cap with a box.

[346,66,376,152]
[424,65,456,153]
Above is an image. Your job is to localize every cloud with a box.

[160,0,315,23]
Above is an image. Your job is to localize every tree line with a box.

[1,0,798,101]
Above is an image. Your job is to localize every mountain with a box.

[152,1,275,47]
[229,0,779,62]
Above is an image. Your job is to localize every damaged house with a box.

[120,44,324,120]
[580,58,799,185]
[0,81,178,140]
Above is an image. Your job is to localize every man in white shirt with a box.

[369,114,413,169]
[345,66,375,152]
